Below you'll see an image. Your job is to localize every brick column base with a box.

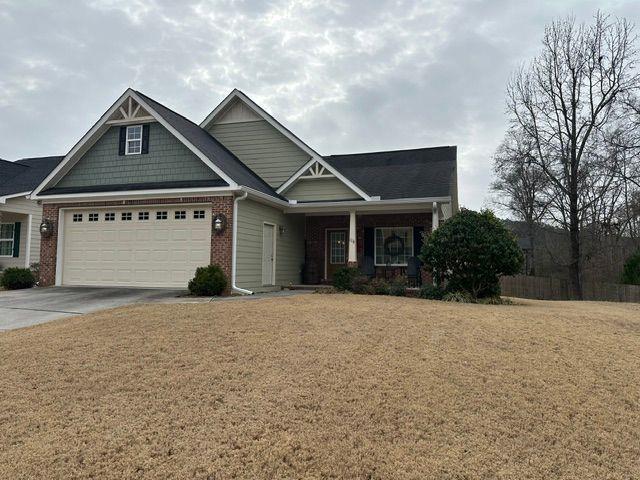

[210,196,234,295]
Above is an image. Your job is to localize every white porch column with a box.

[348,210,357,266]
[432,202,439,231]
[24,214,32,268]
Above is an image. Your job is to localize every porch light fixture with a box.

[278,225,286,235]
[39,219,54,238]
[212,213,227,234]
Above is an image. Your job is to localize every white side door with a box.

[262,223,275,285]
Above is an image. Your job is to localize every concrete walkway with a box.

[0,287,311,331]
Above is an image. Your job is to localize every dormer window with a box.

[125,125,143,155]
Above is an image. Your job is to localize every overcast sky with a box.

[1,0,639,208]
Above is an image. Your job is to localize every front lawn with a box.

[1,295,639,479]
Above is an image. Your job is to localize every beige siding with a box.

[284,177,361,202]
[236,199,305,292]
[0,196,42,269]
[208,120,311,188]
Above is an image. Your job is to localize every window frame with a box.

[193,210,206,219]
[138,211,150,221]
[88,213,99,222]
[104,212,115,222]
[125,125,143,155]
[174,210,186,220]
[156,211,168,220]
[374,226,414,267]
[72,213,83,223]
[328,230,346,265]
[121,212,132,221]
[0,223,15,257]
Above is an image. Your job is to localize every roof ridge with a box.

[325,145,456,157]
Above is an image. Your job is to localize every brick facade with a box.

[38,196,235,294]
[304,212,432,284]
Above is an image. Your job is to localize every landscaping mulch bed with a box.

[1,295,639,479]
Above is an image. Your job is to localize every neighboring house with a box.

[28,88,458,293]
[0,157,63,271]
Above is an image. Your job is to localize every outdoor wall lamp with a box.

[213,213,227,234]
[39,219,54,238]
[279,225,286,235]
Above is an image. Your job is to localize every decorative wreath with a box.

[383,233,405,257]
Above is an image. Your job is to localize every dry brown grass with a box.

[1,295,639,479]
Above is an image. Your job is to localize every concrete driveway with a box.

[0,287,185,331]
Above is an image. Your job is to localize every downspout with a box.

[231,190,253,295]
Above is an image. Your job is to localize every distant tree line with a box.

[492,12,640,297]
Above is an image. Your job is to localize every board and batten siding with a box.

[207,120,311,189]
[235,199,305,292]
[0,196,42,269]
[55,123,220,188]
[283,177,361,202]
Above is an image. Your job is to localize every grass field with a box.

[1,294,639,479]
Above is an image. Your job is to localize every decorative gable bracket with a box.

[300,161,333,179]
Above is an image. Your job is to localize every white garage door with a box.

[61,206,212,288]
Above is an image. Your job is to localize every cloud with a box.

[0,0,638,208]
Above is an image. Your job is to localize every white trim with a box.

[373,226,414,267]
[0,191,31,204]
[55,208,64,286]
[432,201,439,230]
[32,89,239,197]
[262,222,277,286]
[277,157,371,201]
[105,116,155,125]
[201,89,322,159]
[32,186,239,202]
[348,210,356,263]
[125,124,143,155]
[287,197,451,213]
[24,214,32,268]
[0,222,15,258]
[232,191,253,295]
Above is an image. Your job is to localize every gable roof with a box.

[324,146,457,200]
[0,156,64,198]
[32,89,283,200]
[201,89,322,160]
[134,91,281,199]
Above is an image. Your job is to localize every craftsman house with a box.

[28,89,458,293]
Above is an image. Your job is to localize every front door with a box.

[262,223,275,285]
[326,229,347,281]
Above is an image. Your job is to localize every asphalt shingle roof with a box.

[324,146,457,200]
[0,156,64,197]
[135,91,283,200]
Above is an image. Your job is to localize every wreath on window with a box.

[383,233,405,258]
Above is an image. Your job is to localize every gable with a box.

[207,119,310,189]
[283,177,362,202]
[55,122,220,189]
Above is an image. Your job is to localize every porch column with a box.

[348,210,357,266]
[432,202,439,231]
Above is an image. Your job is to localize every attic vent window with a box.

[125,125,142,155]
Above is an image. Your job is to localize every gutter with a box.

[231,190,253,295]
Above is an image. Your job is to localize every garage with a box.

[60,206,212,288]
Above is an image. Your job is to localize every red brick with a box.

[304,212,433,284]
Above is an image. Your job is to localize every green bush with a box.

[188,265,227,296]
[419,283,444,300]
[351,275,374,294]
[369,277,390,295]
[421,209,523,299]
[389,276,408,297]
[332,267,359,291]
[442,291,474,303]
[0,267,36,290]
[622,251,640,285]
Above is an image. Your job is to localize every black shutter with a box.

[12,222,21,258]
[413,226,424,262]
[363,227,375,260]
[118,126,126,155]
[141,124,150,154]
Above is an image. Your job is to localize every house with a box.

[0,156,63,271]
[28,89,458,293]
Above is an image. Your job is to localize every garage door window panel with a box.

[121,212,132,221]
[174,211,186,220]
[156,211,168,220]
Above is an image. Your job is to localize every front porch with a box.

[0,207,35,270]
[298,202,450,285]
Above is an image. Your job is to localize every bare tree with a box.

[492,128,549,274]
[506,13,640,297]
